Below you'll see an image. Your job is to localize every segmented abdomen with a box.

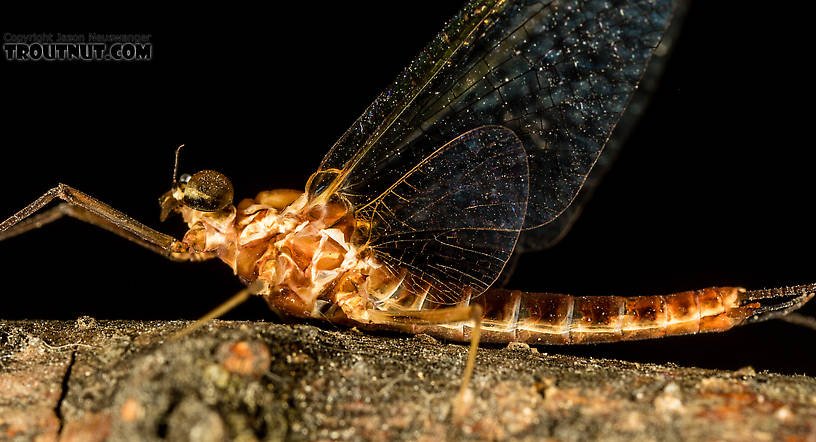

[410,287,756,344]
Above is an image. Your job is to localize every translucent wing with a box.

[309,0,679,231]
[307,0,679,301]
[514,0,689,252]
[357,126,528,304]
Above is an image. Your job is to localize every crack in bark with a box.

[55,350,77,435]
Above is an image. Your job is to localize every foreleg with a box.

[0,184,194,261]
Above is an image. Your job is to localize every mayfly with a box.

[2,0,814,402]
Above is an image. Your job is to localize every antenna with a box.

[172,144,185,185]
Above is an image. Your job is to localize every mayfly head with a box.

[159,144,234,221]
[160,170,235,221]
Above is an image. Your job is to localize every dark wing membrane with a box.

[358,126,528,304]
[311,0,678,233]
[516,0,688,252]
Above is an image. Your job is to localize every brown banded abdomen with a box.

[406,287,754,344]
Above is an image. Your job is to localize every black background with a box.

[2,3,815,375]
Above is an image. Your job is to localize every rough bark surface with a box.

[1,319,815,441]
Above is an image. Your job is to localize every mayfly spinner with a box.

[2,0,814,404]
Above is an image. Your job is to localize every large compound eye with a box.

[182,170,234,211]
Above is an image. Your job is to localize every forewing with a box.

[358,126,529,304]
[310,0,679,232]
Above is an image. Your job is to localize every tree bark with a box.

[1,319,815,441]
